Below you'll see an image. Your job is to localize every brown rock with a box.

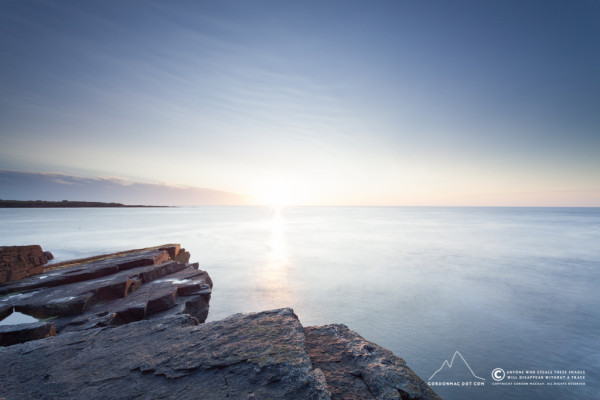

[0,249,171,295]
[0,245,48,284]
[159,244,180,259]
[304,324,442,400]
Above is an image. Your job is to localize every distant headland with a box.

[0,200,167,208]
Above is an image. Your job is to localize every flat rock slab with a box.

[0,249,171,295]
[0,308,330,400]
[0,321,56,347]
[305,324,442,400]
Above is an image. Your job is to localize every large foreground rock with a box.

[0,307,441,399]
[0,309,330,399]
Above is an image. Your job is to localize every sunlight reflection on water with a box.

[251,207,295,307]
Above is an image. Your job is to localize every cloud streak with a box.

[0,170,251,206]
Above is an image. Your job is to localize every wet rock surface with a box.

[0,245,440,399]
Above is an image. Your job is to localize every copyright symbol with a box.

[492,368,505,381]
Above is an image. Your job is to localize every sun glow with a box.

[263,188,287,207]
[257,183,294,208]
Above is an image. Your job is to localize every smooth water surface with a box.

[1,207,598,399]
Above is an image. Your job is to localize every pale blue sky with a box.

[1,1,599,205]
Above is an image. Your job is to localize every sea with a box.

[1,206,598,400]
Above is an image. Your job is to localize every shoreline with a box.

[0,200,168,208]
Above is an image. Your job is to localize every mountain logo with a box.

[428,351,486,381]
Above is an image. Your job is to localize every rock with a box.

[43,251,54,261]
[0,245,212,346]
[159,244,180,259]
[0,245,49,284]
[0,304,12,320]
[304,324,442,400]
[0,321,56,347]
[0,248,171,295]
[0,309,330,399]
[173,247,191,263]
[58,265,212,332]
[2,261,193,319]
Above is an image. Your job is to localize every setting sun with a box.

[259,185,291,208]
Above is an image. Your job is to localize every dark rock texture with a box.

[0,304,11,320]
[0,309,330,399]
[0,245,49,284]
[0,321,56,347]
[305,324,442,400]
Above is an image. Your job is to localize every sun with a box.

[254,176,303,208]
[260,185,290,208]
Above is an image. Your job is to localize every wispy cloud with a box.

[0,170,251,206]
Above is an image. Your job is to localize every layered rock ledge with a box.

[0,245,440,399]
[0,244,210,340]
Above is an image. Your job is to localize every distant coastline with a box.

[0,200,168,208]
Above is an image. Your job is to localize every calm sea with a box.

[1,206,598,400]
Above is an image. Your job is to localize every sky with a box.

[1,0,599,206]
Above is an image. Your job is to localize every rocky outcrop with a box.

[0,245,50,284]
[305,324,441,399]
[0,308,440,400]
[0,246,440,399]
[0,244,212,345]
[0,309,328,399]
